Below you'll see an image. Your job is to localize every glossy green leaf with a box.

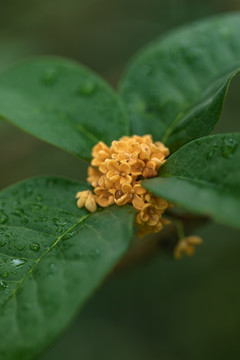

[120,13,240,152]
[143,133,240,228]
[0,57,129,161]
[0,177,135,360]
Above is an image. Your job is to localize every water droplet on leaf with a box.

[77,80,97,96]
[42,68,58,86]
[63,230,78,240]
[89,248,100,259]
[205,143,218,160]
[35,194,43,202]
[29,243,40,252]
[12,208,25,218]
[0,281,8,289]
[0,240,6,247]
[222,138,238,158]
[11,258,26,268]
[206,150,214,160]
[0,211,8,224]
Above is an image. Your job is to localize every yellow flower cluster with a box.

[76,134,172,237]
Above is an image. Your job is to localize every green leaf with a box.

[143,133,240,229]
[120,13,240,152]
[0,57,129,161]
[0,177,135,360]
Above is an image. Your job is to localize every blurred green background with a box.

[1,1,240,359]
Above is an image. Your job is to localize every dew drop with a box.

[206,150,214,160]
[11,259,26,268]
[77,80,97,96]
[63,230,78,240]
[42,68,58,86]
[35,194,43,202]
[205,143,218,160]
[30,204,43,212]
[0,281,8,289]
[0,211,8,225]
[89,248,100,259]
[52,218,66,233]
[23,185,33,198]
[24,216,30,224]
[3,272,8,278]
[222,138,238,158]
[29,243,40,252]
[0,240,6,247]
[12,208,25,218]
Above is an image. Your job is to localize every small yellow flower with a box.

[131,159,145,176]
[87,166,105,187]
[173,236,202,259]
[76,190,97,213]
[91,141,111,167]
[137,222,163,238]
[131,134,153,144]
[112,139,140,155]
[155,141,170,157]
[139,143,152,160]
[144,193,169,211]
[111,140,140,163]
[94,187,115,207]
[115,183,146,209]
[142,160,158,178]
[106,160,132,186]
[136,203,162,226]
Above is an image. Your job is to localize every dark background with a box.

[0,1,240,359]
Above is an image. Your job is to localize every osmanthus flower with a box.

[87,167,105,188]
[106,160,132,187]
[173,236,203,259]
[76,134,173,238]
[91,141,111,167]
[137,218,171,239]
[76,190,97,213]
[94,187,115,207]
[115,182,146,209]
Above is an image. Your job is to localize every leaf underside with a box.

[0,177,135,360]
[143,133,240,229]
[120,13,240,152]
[0,57,129,161]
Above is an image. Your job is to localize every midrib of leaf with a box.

[161,109,187,143]
[51,108,100,144]
[0,99,100,161]
[0,212,91,313]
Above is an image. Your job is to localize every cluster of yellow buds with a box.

[76,134,173,237]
